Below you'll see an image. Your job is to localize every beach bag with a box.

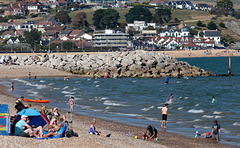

[66,129,74,137]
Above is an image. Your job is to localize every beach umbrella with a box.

[18,109,41,116]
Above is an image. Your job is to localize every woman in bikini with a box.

[68,97,75,112]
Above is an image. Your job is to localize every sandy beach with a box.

[0,64,235,148]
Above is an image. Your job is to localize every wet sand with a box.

[0,67,235,147]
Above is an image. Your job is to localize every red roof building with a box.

[4,2,27,16]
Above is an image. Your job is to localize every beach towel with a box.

[0,104,11,135]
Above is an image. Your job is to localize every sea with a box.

[1,56,240,146]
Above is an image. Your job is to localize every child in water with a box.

[212,96,217,103]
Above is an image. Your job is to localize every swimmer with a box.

[169,94,173,103]
[10,82,14,92]
[67,77,70,81]
[68,96,75,112]
[64,76,67,81]
[165,76,169,84]
[212,96,217,103]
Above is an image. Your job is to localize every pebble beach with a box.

[0,64,235,148]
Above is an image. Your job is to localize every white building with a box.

[93,29,128,48]
[126,21,159,32]
[160,26,191,37]
[203,30,221,44]
[168,1,195,10]
[195,3,212,11]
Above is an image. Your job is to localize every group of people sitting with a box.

[14,96,66,138]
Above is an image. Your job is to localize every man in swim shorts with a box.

[165,77,169,84]
[161,104,169,128]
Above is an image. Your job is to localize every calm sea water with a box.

[1,57,240,146]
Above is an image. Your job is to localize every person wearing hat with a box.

[15,115,34,137]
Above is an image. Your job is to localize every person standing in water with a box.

[212,96,217,103]
[68,96,75,112]
[10,82,14,92]
[169,94,173,103]
[161,104,169,128]
[165,76,169,84]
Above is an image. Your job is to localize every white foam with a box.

[110,112,141,117]
[141,106,155,111]
[213,111,222,115]
[75,81,80,83]
[195,104,199,106]
[188,109,204,113]
[233,122,240,126]
[157,106,163,109]
[132,80,137,83]
[144,117,160,122]
[203,115,214,118]
[176,81,182,83]
[215,115,223,119]
[193,119,201,122]
[73,87,78,91]
[63,86,69,90]
[100,97,108,101]
[87,78,91,81]
[105,106,111,110]
[95,85,99,87]
[103,100,128,106]
[178,107,183,110]
[48,83,55,86]
[184,97,189,99]
[40,80,45,83]
[25,82,47,89]
[11,78,28,84]
[183,77,189,79]
[94,81,99,83]
[61,91,75,95]
[221,128,230,133]
[53,88,60,90]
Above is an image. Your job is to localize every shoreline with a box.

[0,49,240,59]
[0,78,234,147]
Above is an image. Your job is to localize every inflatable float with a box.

[23,98,50,103]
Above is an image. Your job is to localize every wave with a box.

[94,81,99,84]
[108,112,142,117]
[176,81,182,83]
[215,115,224,119]
[53,88,60,90]
[193,125,211,129]
[95,85,100,87]
[132,80,137,83]
[157,106,163,109]
[141,106,155,111]
[233,122,240,126]
[100,97,108,101]
[11,78,28,84]
[25,82,47,89]
[61,91,75,95]
[144,117,160,122]
[193,119,202,122]
[48,83,55,86]
[178,107,183,110]
[188,109,204,113]
[40,80,45,83]
[103,100,128,107]
[195,104,199,106]
[213,111,222,114]
[63,86,69,90]
[203,115,214,118]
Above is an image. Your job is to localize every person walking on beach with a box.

[211,120,221,141]
[10,82,14,92]
[212,96,217,103]
[169,94,173,103]
[161,104,169,128]
[68,97,75,112]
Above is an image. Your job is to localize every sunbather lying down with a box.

[42,118,63,138]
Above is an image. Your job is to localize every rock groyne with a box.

[1,51,213,78]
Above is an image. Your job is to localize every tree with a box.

[127,26,135,37]
[103,9,120,28]
[197,20,203,27]
[24,29,42,48]
[216,0,233,10]
[125,5,153,23]
[55,11,71,24]
[207,21,217,30]
[93,9,120,29]
[153,7,171,24]
[93,9,105,29]
[72,12,88,29]
[219,22,226,28]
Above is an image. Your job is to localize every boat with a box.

[23,98,50,103]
